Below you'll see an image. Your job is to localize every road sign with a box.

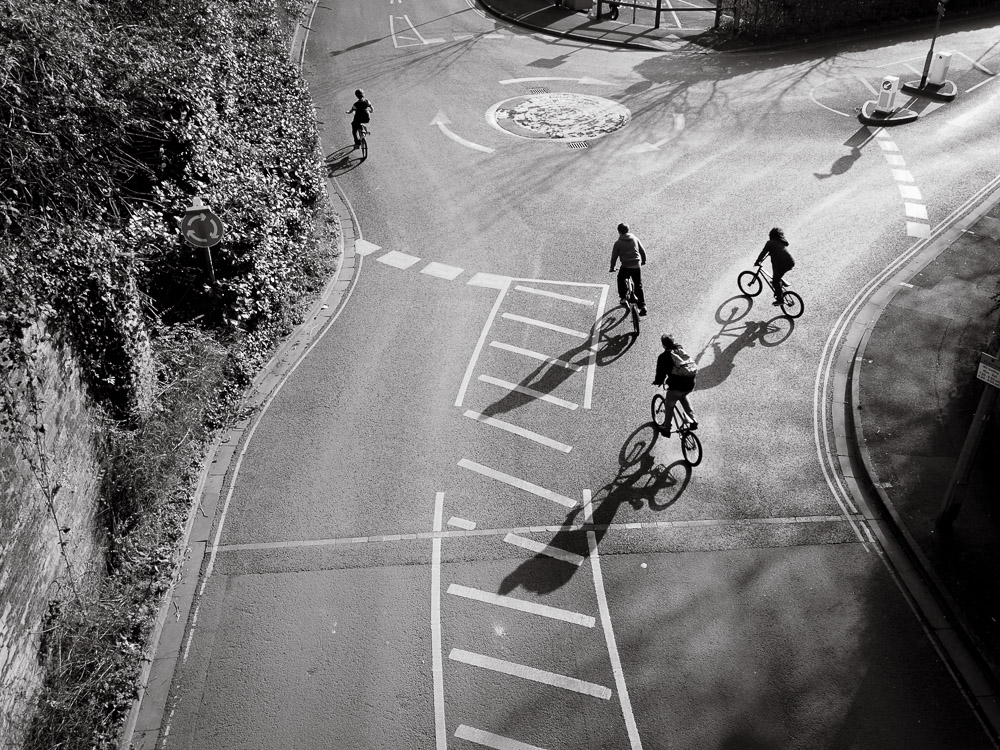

[978,356,1000,388]
[181,197,225,248]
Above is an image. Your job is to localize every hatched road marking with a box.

[514,284,594,305]
[455,724,548,750]
[449,649,613,699]
[457,458,578,508]
[503,532,586,566]
[490,341,585,371]
[463,409,573,453]
[501,312,589,339]
[447,584,596,627]
[478,374,580,410]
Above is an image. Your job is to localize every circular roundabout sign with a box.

[487,92,631,141]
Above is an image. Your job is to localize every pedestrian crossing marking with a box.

[447,584,595,627]
[377,250,421,269]
[449,649,612,699]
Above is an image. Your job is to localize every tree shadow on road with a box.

[497,423,691,596]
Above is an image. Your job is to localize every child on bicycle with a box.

[653,334,698,436]
[755,227,795,306]
[347,89,374,149]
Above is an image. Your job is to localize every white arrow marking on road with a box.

[499,76,612,86]
[628,113,685,153]
[430,112,495,153]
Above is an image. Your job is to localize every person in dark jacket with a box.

[653,333,697,436]
[609,222,647,316]
[755,227,795,306]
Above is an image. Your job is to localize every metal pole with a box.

[919,1,947,88]
[203,246,217,285]
[655,0,661,29]
[937,383,998,529]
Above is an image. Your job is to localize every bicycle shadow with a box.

[325,146,364,176]
[479,308,635,420]
[497,423,691,596]
[693,296,796,390]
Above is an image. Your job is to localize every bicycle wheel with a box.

[651,393,667,428]
[738,270,762,297]
[360,134,368,159]
[780,290,804,318]
[681,429,703,466]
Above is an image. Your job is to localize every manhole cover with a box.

[487,93,631,141]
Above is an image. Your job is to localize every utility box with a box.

[876,75,901,113]
[928,51,953,85]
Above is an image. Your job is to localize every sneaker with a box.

[772,299,782,306]
[639,307,647,316]
[689,420,698,430]
[660,426,672,437]
[620,298,628,307]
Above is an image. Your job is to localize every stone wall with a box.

[0,323,105,748]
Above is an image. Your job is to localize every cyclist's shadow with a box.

[497,423,690,596]
[325,146,364,176]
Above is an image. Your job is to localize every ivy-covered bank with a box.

[0,0,337,746]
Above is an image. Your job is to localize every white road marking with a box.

[808,81,851,117]
[422,261,464,280]
[898,184,922,200]
[628,113,687,153]
[463,409,572,452]
[499,76,613,86]
[449,649,612,699]
[455,725,548,750]
[448,516,476,530]
[454,33,473,41]
[377,250,421,269]
[891,169,915,183]
[952,49,995,75]
[431,111,496,154]
[514,284,594,305]
[456,278,510,407]
[491,341,585,372]
[904,202,928,219]
[583,490,644,748]
[478,374,579,410]
[965,75,998,93]
[585,285,610,409]
[457,458,577,508]
[354,239,382,256]
[502,313,589,339]
[432,492,447,750]
[906,221,931,238]
[483,32,506,39]
[884,154,906,166]
[448,584,596,627]
[468,272,510,289]
[877,140,900,151]
[503,532,585,566]
[855,75,878,95]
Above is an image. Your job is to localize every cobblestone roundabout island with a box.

[488,93,631,141]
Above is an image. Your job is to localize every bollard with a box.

[927,51,952,86]
[875,76,901,114]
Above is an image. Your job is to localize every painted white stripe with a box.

[502,312,588,339]
[585,285,610,409]
[906,221,931,238]
[457,458,577,507]
[483,32,506,39]
[583,490,643,748]
[503,533,585,566]
[467,272,510,289]
[490,341,584,372]
[403,14,429,44]
[904,202,928,220]
[877,140,900,151]
[884,154,906,166]
[514,285,594,306]
[448,516,476,530]
[453,33,473,41]
[478,374,579,410]
[456,279,511,407]
[431,492,447,750]
[377,250,421,269]
[448,584,595,627]
[463,409,572,452]
[449,649,612,699]
[855,75,878,95]
[953,49,995,76]
[510,278,605,288]
[354,239,382,256]
[455,725,547,750]
[898,184,922,200]
[422,262,464,280]
[873,127,889,137]
[891,169,915,183]
[966,75,998,93]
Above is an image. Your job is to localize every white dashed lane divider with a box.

[874,129,931,239]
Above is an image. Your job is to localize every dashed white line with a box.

[502,312,589,339]
[455,725,547,750]
[449,649,612,699]
[898,185,922,200]
[503,532,586,566]
[478,374,579,410]
[467,272,510,289]
[884,154,906,167]
[457,458,577,508]
[431,492,447,750]
[890,169,915,183]
[422,261,464,280]
[447,584,596,627]
[490,341,584,372]
[448,516,476,530]
[904,202,929,219]
[463,409,572,452]
[906,221,932,238]
[354,239,382,256]
[377,250,421,269]
[877,140,900,151]
[514,284,595,305]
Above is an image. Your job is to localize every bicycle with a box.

[357,124,369,159]
[737,264,804,318]
[621,276,640,334]
[650,386,702,466]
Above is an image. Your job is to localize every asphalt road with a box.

[160,2,1000,748]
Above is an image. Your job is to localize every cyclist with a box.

[653,334,698,436]
[755,227,795,306]
[347,89,374,150]
[609,222,647,316]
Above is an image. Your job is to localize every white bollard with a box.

[928,51,953,86]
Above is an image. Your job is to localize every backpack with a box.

[670,347,698,377]
[356,101,371,123]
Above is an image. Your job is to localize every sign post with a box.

[180,197,225,285]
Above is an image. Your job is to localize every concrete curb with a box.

[831,178,1000,745]
[120,4,362,747]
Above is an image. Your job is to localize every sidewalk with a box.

[478,0,719,51]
